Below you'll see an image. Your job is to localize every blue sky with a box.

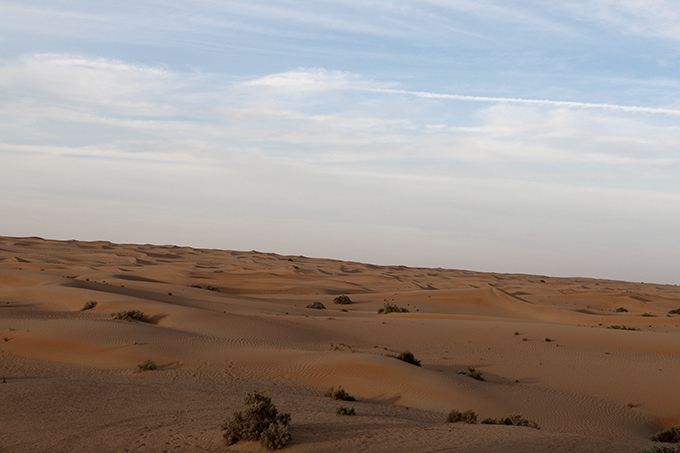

[1,1,679,284]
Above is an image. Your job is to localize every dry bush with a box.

[447,409,477,424]
[336,406,356,416]
[222,391,291,450]
[80,301,97,311]
[306,301,326,310]
[378,302,409,314]
[481,414,539,429]
[333,295,352,305]
[651,425,680,443]
[324,386,356,401]
[111,309,144,321]
[396,350,421,367]
[137,359,157,372]
[458,367,485,381]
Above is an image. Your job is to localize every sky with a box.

[1,1,679,284]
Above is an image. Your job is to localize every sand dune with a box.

[1,236,679,452]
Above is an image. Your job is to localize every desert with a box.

[1,235,679,452]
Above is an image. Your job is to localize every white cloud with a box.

[562,0,680,41]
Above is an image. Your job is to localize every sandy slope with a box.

[1,236,679,452]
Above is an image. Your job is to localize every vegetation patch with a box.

[324,386,356,401]
[205,285,221,292]
[458,367,485,381]
[137,359,157,372]
[306,301,326,310]
[651,425,680,443]
[222,391,291,450]
[111,309,145,322]
[447,409,477,424]
[642,447,680,453]
[608,325,639,331]
[188,284,202,288]
[669,308,680,315]
[378,302,409,314]
[80,301,97,311]
[335,406,356,416]
[480,414,540,429]
[395,350,421,367]
[333,295,352,305]
[615,307,628,313]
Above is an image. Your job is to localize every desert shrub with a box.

[378,302,409,314]
[481,414,539,429]
[222,391,291,450]
[615,307,628,313]
[336,406,356,416]
[188,284,202,288]
[642,313,655,317]
[447,409,477,424]
[669,308,680,315]
[306,301,326,310]
[396,350,421,367]
[324,386,356,401]
[333,295,352,305]
[137,359,157,372]
[206,285,220,292]
[80,301,98,311]
[111,309,144,321]
[458,367,485,381]
[642,446,680,453]
[651,425,680,443]
[608,325,638,331]
[544,338,553,342]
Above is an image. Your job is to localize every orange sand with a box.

[1,236,679,452]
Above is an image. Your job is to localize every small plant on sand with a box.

[608,325,638,331]
[669,308,680,315]
[481,414,539,429]
[336,406,356,416]
[378,302,409,314]
[642,312,655,317]
[205,285,220,292]
[137,359,157,372]
[458,367,485,381]
[111,309,145,322]
[396,350,421,367]
[333,295,352,305]
[615,307,628,313]
[324,386,356,401]
[651,425,680,443]
[80,301,98,311]
[306,301,326,310]
[222,391,291,450]
[188,284,202,288]
[545,337,553,342]
[447,409,478,424]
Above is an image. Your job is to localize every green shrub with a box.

[80,301,97,311]
[333,295,352,305]
[481,414,539,429]
[306,301,326,310]
[447,409,477,424]
[651,425,680,443]
[137,359,157,371]
[111,309,144,321]
[378,302,409,314]
[336,406,356,416]
[396,350,421,367]
[222,391,291,450]
[324,386,356,401]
